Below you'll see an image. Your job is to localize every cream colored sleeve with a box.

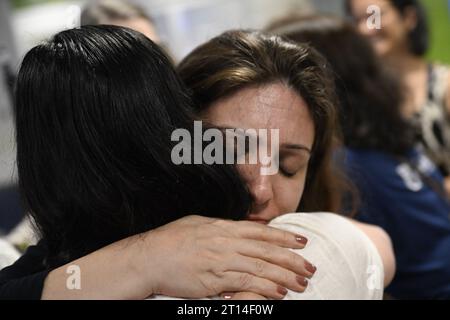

[269,212,384,300]
[0,239,21,269]
[150,212,384,300]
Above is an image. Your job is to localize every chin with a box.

[373,41,391,57]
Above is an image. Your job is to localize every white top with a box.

[270,213,383,300]
[151,212,384,300]
[0,238,20,270]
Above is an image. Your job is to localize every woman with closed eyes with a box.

[1,25,393,300]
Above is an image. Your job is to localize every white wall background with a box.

[11,0,344,62]
[0,0,17,187]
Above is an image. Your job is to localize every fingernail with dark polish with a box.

[297,275,308,287]
[305,261,317,276]
[277,286,288,297]
[296,236,308,245]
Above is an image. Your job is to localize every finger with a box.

[221,292,234,300]
[227,220,308,249]
[220,271,288,300]
[228,238,317,278]
[226,254,308,293]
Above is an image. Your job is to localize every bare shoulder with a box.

[349,220,396,287]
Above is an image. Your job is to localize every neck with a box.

[386,51,427,74]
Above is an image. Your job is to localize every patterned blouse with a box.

[412,64,450,176]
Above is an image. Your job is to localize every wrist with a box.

[128,230,162,298]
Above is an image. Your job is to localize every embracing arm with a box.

[2,215,313,300]
[42,233,154,300]
[0,239,146,300]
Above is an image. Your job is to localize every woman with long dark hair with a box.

[1,25,392,300]
[1,25,315,300]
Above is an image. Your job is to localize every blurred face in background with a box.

[108,17,161,44]
[349,0,418,57]
[202,83,315,224]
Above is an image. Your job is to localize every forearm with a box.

[42,233,153,300]
[41,215,310,299]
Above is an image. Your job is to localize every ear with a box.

[403,6,419,32]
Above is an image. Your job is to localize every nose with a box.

[250,175,273,205]
[247,174,279,221]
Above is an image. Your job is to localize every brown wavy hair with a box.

[177,30,349,214]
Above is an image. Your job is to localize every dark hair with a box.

[178,30,346,214]
[345,0,429,56]
[267,15,415,155]
[15,25,250,267]
[81,0,154,26]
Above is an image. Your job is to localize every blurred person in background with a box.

[0,8,27,248]
[0,45,14,103]
[81,0,161,45]
[268,14,450,299]
[346,0,450,195]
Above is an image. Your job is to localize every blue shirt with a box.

[343,147,450,299]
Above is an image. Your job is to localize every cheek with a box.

[236,163,258,184]
[382,11,409,41]
[272,174,306,214]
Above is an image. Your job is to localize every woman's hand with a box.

[42,215,313,299]
[143,215,314,299]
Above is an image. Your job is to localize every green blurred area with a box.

[12,0,64,9]
[422,0,450,64]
